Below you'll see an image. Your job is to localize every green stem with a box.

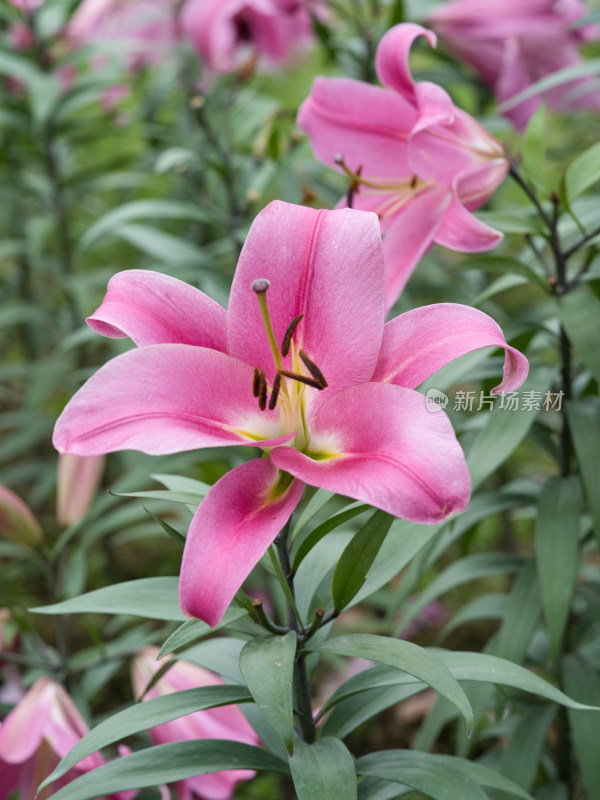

[273,518,317,744]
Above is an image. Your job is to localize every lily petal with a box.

[373,303,529,393]
[380,186,451,311]
[87,270,228,351]
[53,345,289,456]
[227,201,385,394]
[270,383,470,523]
[435,195,503,252]
[179,459,304,627]
[375,22,437,101]
[297,77,414,178]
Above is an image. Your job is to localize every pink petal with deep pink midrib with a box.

[53,345,290,457]
[375,22,437,101]
[270,383,470,523]
[86,270,228,351]
[179,459,304,627]
[373,303,529,393]
[227,201,385,395]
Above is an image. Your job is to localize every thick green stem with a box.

[274,518,317,744]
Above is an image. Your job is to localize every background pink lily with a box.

[68,0,180,71]
[428,0,600,131]
[180,0,314,74]
[132,647,258,800]
[53,200,527,626]
[297,22,509,309]
[0,677,134,800]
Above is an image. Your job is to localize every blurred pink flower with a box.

[0,677,133,800]
[0,486,42,547]
[428,0,600,130]
[6,0,44,11]
[53,201,528,626]
[57,454,105,526]
[179,0,314,73]
[298,22,509,309]
[132,647,259,800]
[68,0,180,70]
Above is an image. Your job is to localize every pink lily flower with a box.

[132,647,259,800]
[179,0,314,74]
[297,22,509,309]
[0,677,134,800]
[428,0,600,131]
[68,0,180,71]
[53,201,528,627]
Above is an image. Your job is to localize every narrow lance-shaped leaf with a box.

[31,578,185,621]
[331,510,394,612]
[38,685,252,793]
[44,741,289,800]
[562,654,600,799]
[566,398,600,552]
[306,634,474,734]
[357,750,487,800]
[289,737,357,800]
[534,476,582,657]
[558,289,600,388]
[239,632,296,753]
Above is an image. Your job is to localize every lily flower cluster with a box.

[298,23,509,308]
[428,0,600,130]
[53,200,528,627]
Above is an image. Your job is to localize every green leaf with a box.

[522,103,547,187]
[456,254,546,288]
[144,507,186,548]
[494,559,542,664]
[394,553,524,638]
[387,0,405,26]
[291,503,369,574]
[112,223,208,265]
[111,489,205,507]
[39,686,252,793]
[566,398,600,550]
[499,706,556,791]
[497,57,600,113]
[562,654,600,799]
[321,684,424,739]
[534,476,582,657]
[321,650,600,716]
[239,633,296,752]
[45,741,288,800]
[331,511,394,612]
[356,751,487,800]
[158,607,249,658]
[289,737,357,800]
[466,368,555,490]
[562,140,600,205]
[349,519,443,608]
[31,577,185,621]
[438,593,508,641]
[558,289,600,387]
[306,635,474,734]
[475,210,543,235]
[78,200,210,250]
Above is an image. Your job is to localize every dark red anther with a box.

[269,373,282,410]
[299,349,327,389]
[281,314,304,358]
[252,367,260,397]
[258,370,267,410]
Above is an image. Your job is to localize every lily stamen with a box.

[335,153,424,194]
[298,350,327,389]
[281,314,304,358]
